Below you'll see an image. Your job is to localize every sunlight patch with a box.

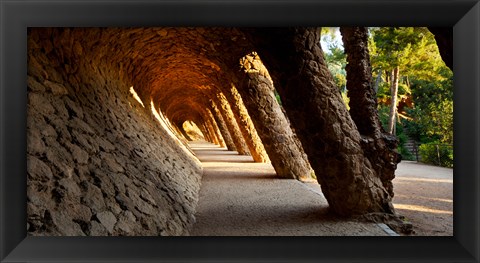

[394,203,452,215]
[394,194,452,203]
[394,177,452,184]
[129,86,145,107]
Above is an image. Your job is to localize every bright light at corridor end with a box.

[129,86,145,107]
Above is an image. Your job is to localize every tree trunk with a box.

[373,69,382,94]
[388,67,399,135]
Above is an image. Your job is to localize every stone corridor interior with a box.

[26,27,449,236]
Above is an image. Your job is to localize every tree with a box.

[369,27,445,135]
[408,67,453,144]
[369,27,453,149]
[321,27,348,107]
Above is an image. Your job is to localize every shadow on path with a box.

[189,141,390,236]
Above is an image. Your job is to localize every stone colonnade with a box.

[27,27,405,230]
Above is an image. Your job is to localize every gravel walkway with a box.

[392,161,453,236]
[189,141,390,236]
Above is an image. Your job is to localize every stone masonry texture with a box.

[247,28,398,215]
[26,27,402,236]
[27,28,202,236]
[340,27,400,199]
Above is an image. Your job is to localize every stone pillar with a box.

[214,93,250,156]
[204,118,220,145]
[222,84,270,163]
[207,109,226,147]
[249,28,396,216]
[210,101,236,151]
[340,27,400,197]
[198,122,212,142]
[236,54,312,180]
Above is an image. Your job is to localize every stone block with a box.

[96,211,117,234]
[28,93,55,115]
[82,183,106,213]
[44,80,69,95]
[90,221,108,236]
[27,156,53,182]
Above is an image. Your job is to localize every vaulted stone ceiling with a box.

[30,27,255,127]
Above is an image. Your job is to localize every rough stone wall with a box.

[27,29,203,236]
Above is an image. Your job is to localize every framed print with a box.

[1,0,479,262]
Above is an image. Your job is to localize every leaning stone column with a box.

[210,101,236,151]
[222,84,270,163]
[340,27,400,197]
[214,93,250,156]
[198,122,212,142]
[248,28,396,216]
[236,53,312,180]
[207,109,226,147]
[205,118,221,145]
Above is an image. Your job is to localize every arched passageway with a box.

[26,27,451,235]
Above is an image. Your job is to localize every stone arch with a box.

[168,100,221,145]
[26,27,400,236]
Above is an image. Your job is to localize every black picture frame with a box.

[1,0,479,262]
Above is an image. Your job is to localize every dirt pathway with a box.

[392,161,453,236]
[189,141,390,236]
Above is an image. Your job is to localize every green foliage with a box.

[321,27,337,40]
[375,78,411,103]
[377,105,391,131]
[369,27,454,167]
[375,81,391,101]
[397,82,411,98]
[419,142,453,168]
[341,91,350,110]
[321,27,453,166]
[320,27,349,110]
[396,132,415,161]
[378,105,416,160]
[369,27,437,74]
[407,100,453,144]
[274,89,282,105]
[321,27,347,91]
[408,68,453,144]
